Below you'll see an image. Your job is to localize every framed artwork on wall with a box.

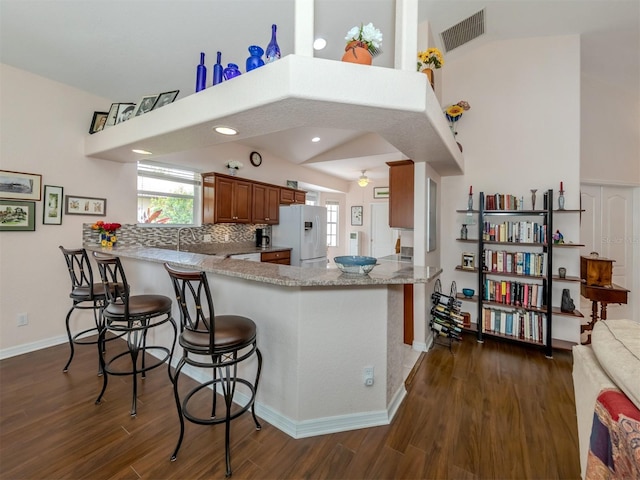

[351,205,363,226]
[0,200,36,231]
[43,185,64,225]
[65,195,106,216]
[0,170,42,201]
[462,252,476,270]
[373,187,389,199]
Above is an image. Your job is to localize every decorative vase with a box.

[530,189,537,210]
[558,191,565,210]
[265,24,281,63]
[223,63,241,80]
[460,224,468,240]
[341,41,372,65]
[467,194,473,211]
[422,68,434,89]
[213,51,223,85]
[100,232,117,247]
[246,45,265,72]
[228,168,238,176]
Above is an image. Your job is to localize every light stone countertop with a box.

[85,244,441,288]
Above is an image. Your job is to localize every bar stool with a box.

[92,252,177,417]
[59,246,107,374]
[164,263,262,477]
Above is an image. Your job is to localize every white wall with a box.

[439,35,583,343]
[0,63,349,356]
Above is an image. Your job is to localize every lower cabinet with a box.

[261,250,291,265]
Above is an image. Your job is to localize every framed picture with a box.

[43,185,63,225]
[286,180,298,189]
[373,187,389,199]
[89,111,109,134]
[0,170,42,201]
[152,90,180,110]
[133,94,159,116]
[0,200,36,231]
[65,195,106,216]
[462,252,476,270]
[105,103,120,127]
[351,205,363,226]
[115,103,136,124]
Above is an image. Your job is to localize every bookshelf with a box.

[455,190,584,358]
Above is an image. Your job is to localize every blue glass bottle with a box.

[195,52,207,92]
[223,63,242,80]
[213,51,224,85]
[246,45,265,72]
[265,24,281,63]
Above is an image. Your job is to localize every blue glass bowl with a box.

[334,256,378,275]
[462,288,475,298]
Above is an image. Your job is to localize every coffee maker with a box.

[256,228,270,248]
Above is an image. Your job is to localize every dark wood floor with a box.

[0,334,580,479]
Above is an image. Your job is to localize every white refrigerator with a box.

[272,205,328,268]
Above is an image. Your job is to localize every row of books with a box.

[430,292,463,341]
[481,307,545,344]
[483,192,549,211]
[483,250,548,276]
[482,221,548,244]
[482,279,546,309]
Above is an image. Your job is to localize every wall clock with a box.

[250,151,262,167]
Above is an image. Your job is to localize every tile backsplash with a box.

[83,223,271,247]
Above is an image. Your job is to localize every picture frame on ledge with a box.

[133,94,160,116]
[65,195,106,216]
[152,90,179,110]
[0,170,42,201]
[0,200,36,231]
[461,252,476,270]
[89,111,108,134]
[351,205,363,226]
[43,185,64,225]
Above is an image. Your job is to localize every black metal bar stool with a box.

[59,246,108,374]
[92,252,177,417]
[165,263,262,477]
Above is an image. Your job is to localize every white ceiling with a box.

[1,0,638,182]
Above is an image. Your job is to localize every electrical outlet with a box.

[17,313,28,327]
[224,234,230,242]
[363,366,374,386]
[203,234,212,242]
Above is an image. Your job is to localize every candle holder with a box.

[558,191,565,210]
[467,194,473,211]
[530,189,537,210]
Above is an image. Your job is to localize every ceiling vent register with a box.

[440,9,485,52]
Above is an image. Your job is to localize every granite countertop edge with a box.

[84,245,442,288]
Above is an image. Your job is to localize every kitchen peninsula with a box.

[84,244,441,438]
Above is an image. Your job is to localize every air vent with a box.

[440,9,485,52]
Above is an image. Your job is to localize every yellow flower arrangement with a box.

[417,47,444,71]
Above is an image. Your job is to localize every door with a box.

[370,202,396,258]
[580,184,635,319]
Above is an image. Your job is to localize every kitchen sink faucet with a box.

[177,227,196,251]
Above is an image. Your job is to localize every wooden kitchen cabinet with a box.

[202,173,252,224]
[280,187,307,205]
[252,183,280,224]
[387,160,414,229]
[261,249,291,265]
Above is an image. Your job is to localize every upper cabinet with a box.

[252,183,280,224]
[387,160,414,229]
[202,173,306,224]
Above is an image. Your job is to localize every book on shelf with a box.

[482,220,547,243]
[483,250,547,277]
[483,279,545,309]
[482,307,545,344]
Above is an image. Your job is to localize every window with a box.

[326,201,339,247]
[137,162,201,225]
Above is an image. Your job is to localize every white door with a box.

[370,202,396,258]
[580,184,636,320]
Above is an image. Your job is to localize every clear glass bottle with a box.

[558,191,565,210]
[460,224,468,240]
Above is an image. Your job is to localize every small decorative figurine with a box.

[561,289,575,313]
[553,229,564,244]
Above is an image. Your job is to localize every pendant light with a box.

[358,170,369,187]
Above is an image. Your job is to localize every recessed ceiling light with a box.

[313,38,327,50]
[132,149,153,155]
[311,137,321,143]
[213,126,238,135]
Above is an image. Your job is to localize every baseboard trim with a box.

[0,335,68,360]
